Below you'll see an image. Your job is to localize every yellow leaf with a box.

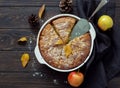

[18,37,27,43]
[21,53,30,68]
[63,44,72,57]
[55,39,64,45]
[38,4,45,19]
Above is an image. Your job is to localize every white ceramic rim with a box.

[34,14,96,72]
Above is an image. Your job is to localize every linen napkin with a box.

[76,0,120,88]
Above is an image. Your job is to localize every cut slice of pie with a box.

[39,23,63,51]
[52,16,76,44]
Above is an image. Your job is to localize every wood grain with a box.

[0,7,78,29]
[0,72,69,88]
[0,7,60,28]
[0,0,120,88]
[0,29,36,51]
[0,0,77,6]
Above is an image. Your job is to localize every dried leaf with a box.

[55,39,64,45]
[18,37,27,45]
[38,4,45,19]
[63,44,72,57]
[21,53,30,68]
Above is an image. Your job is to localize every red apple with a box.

[68,71,84,87]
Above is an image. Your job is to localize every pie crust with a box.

[39,16,91,70]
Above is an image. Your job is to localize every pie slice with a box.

[63,33,91,58]
[52,17,76,44]
[39,23,63,51]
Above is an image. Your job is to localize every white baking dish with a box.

[34,14,96,72]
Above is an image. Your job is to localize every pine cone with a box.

[59,0,73,13]
[28,14,40,29]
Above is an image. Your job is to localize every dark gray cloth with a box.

[76,0,120,88]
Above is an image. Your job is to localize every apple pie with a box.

[52,16,76,43]
[39,16,91,70]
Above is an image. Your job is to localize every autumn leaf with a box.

[21,53,30,68]
[38,4,46,19]
[18,37,27,45]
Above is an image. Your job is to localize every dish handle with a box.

[89,23,96,40]
[34,46,45,64]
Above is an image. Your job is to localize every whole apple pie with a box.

[39,16,91,70]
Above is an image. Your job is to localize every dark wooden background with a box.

[0,0,120,88]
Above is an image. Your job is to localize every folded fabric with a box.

[76,0,120,88]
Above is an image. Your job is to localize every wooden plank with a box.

[0,51,73,81]
[0,50,70,87]
[0,7,78,29]
[0,29,36,51]
[0,0,59,6]
[0,7,60,29]
[0,50,74,88]
[0,51,35,71]
[0,72,119,88]
[0,72,69,88]
[0,51,48,72]
[0,51,70,76]
[0,0,77,6]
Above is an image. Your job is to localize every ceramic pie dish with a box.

[34,14,96,72]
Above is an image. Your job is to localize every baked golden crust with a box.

[39,17,91,70]
[39,24,63,50]
[52,17,76,43]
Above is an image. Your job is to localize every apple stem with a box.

[77,69,80,73]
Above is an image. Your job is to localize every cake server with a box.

[88,0,109,21]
